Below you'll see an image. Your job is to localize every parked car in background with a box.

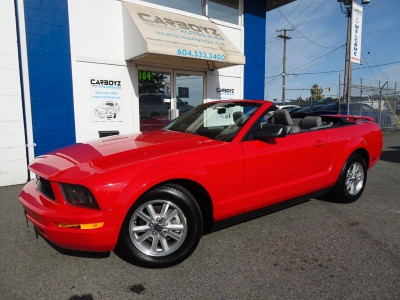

[19,101,383,268]
[291,104,327,115]
[312,103,394,127]
[276,104,300,112]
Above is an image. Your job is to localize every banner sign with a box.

[350,3,363,64]
[123,3,245,66]
[90,78,123,122]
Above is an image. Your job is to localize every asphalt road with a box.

[1,132,399,300]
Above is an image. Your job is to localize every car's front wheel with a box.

[329,153,367,203]
[117,184,203,268]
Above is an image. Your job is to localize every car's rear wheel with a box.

[329,153,367,203]
[117,184,203,268]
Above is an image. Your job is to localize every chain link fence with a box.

[341,80,400,130]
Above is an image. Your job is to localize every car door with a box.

[241,123,335,212]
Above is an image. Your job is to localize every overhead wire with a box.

[292,0,329,28]
[286,60,400,76]
[288,43,345,73]
[277,8,340,49]
[274,0,305,31]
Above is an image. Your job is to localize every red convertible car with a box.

[19,100,382,267]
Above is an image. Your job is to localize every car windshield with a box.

[106,103,114,106]
[164,102,261,141]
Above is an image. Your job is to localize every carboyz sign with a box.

[122,2,245,67]
[137,13,222,38]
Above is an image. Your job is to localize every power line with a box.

[293,0,329,29]
[277,8,339,49]
[288,43,345,73]
[285,0,319,28]
[290,28,400,39]
[364,0,384,10]
[286,60,400,76]
[265,43,345,86]
[274,0,305,32]
[362,41,387,82]
[361,53,379,84]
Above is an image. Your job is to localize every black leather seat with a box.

[233,111,243,124]
[273,109,300,134]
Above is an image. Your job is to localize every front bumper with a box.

[19,180,119,252]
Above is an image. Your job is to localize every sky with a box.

[265,0,400,102]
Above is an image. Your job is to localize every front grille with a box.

[37,177,55,201]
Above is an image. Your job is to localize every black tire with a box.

[329,153,367,203]
[117,184,203,268]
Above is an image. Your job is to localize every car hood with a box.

[29,130,221,181]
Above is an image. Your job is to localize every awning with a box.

[122,2,245,70]
[266,0,296,12]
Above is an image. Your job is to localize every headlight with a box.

[60,183,99,209]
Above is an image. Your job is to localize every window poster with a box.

[90,78,123,122]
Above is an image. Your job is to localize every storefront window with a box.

[138,70,171,132]
[140,0,204,16]
[176,74,204,115]
[208,0,239,24]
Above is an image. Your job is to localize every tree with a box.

[138,71,168,95]
[310,84,323,101]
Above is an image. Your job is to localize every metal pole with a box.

[379,81,388,126]
[360,78,363,115]
[339,74,342,114]
[379,80,381,126]
[347,59,352,114]
[343,5,352,106]
[277,28,293,104]
[395,82,398,121]
[283,31,287,104]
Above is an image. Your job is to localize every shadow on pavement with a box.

[380,146,400,164]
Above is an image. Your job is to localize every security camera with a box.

[361,0,371,4]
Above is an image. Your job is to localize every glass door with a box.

[138,69,172,132]
[175,72,205,116]
[138,68,205,132]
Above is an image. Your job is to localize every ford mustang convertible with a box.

[19,100,383,267]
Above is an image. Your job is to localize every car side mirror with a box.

[252,124,287,140]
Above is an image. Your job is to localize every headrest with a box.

[273,109,293,126]
[233,111,243,123]
[300,116,322,129]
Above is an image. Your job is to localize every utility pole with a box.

[343,0,353,112]
[339,74,342,114]
[340,0,370,112]
[277,28,294,104]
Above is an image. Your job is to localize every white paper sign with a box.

[204,106,243,127]
[90,78,123,122]
[350,3,363,64]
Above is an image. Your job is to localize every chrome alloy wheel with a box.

[128,200,188,257]
[345,162,365,196]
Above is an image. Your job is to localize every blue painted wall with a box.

[243,1,266,100]
[24,0,75,156]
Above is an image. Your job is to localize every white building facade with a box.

[1,0,293,186]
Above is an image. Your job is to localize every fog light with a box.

[56,222,104,230]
